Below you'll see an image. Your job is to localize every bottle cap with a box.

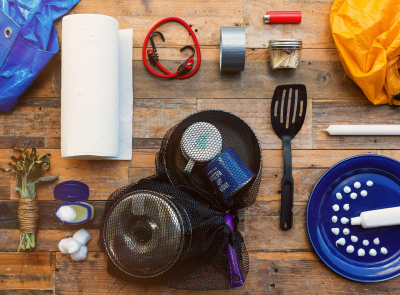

[351,217,361,225]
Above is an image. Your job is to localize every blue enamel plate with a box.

[307,154,400,282]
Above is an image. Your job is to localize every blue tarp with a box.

[0,0,80,112]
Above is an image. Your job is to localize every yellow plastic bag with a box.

[330,0,400,105]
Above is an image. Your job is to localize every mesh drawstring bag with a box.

[98,176,249,290]
[99,110,262,290]
[156,110,262,211]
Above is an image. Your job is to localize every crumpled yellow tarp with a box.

[330,0,400,105]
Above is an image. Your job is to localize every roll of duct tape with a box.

[220,27,246,72]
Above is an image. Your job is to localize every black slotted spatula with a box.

[270,84,307,231]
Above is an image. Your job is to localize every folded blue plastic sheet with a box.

[0,0,80,112]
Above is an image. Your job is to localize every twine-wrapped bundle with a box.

[1,145,58,251]
[18,198,39,234]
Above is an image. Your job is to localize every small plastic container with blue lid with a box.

[54,181,94,224]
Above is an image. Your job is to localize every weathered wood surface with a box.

[23,48,344,98]
[55,252,400,294]
[53,59,363,100]
[8,149,128,201]
[198,99,313,149]
[313,101,400,149]
[0,149,10,200]
[2,0,400,294]
[7,99,400,151]
[53,0,336,49]
[0,252,55,292]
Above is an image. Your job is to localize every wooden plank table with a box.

[1,0,400,294]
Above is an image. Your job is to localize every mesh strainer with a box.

[156,110,262,210]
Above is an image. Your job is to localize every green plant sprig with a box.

[1,144,59,251]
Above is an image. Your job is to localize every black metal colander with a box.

[156,110,262,210]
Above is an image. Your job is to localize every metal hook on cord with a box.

[180,45,196,65]
[177,45,196,76]
[149,31,165,53]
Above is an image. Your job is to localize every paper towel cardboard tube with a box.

[61,14,133,160]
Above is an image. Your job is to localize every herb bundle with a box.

[1,145,58,251]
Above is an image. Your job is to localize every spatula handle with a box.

[281,138,294,230]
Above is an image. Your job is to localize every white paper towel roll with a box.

[61,14,133,160]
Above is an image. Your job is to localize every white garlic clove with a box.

[351,235,358,243]
[336,192,343,200]
[350,193,357,199]
[332,216,338,223]
[354,182,361,189]
[341,217,349,224]
[344,186,351,193]
[360,190,368,197]
[373,238,380,245]
[346,245,355,253]
[70,245,88,261]
[362,240,369,246]
[63,238,81,254]
[343,204,350,211]
[369,249,377,256]
[381,247,388,255]
[343,228,350,235]
[358,248,365,256]
[366,181,373,186]
[336,238,346,246]
[73,229,92,246]
[332,204,339,211]
[331,228,340,235]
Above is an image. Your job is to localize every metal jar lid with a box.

[269,39,302,48]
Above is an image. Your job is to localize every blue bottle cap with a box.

[54,180,89,202]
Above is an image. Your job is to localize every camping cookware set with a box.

[100,110,263,290]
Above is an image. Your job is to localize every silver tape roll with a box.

[220,27,246,72]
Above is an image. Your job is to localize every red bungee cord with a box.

[142,17,201,79]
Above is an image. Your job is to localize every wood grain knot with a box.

[317,71,331,85]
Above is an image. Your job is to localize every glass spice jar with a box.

[268,39,302,69]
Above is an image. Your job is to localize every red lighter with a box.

[263,11,301,24]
